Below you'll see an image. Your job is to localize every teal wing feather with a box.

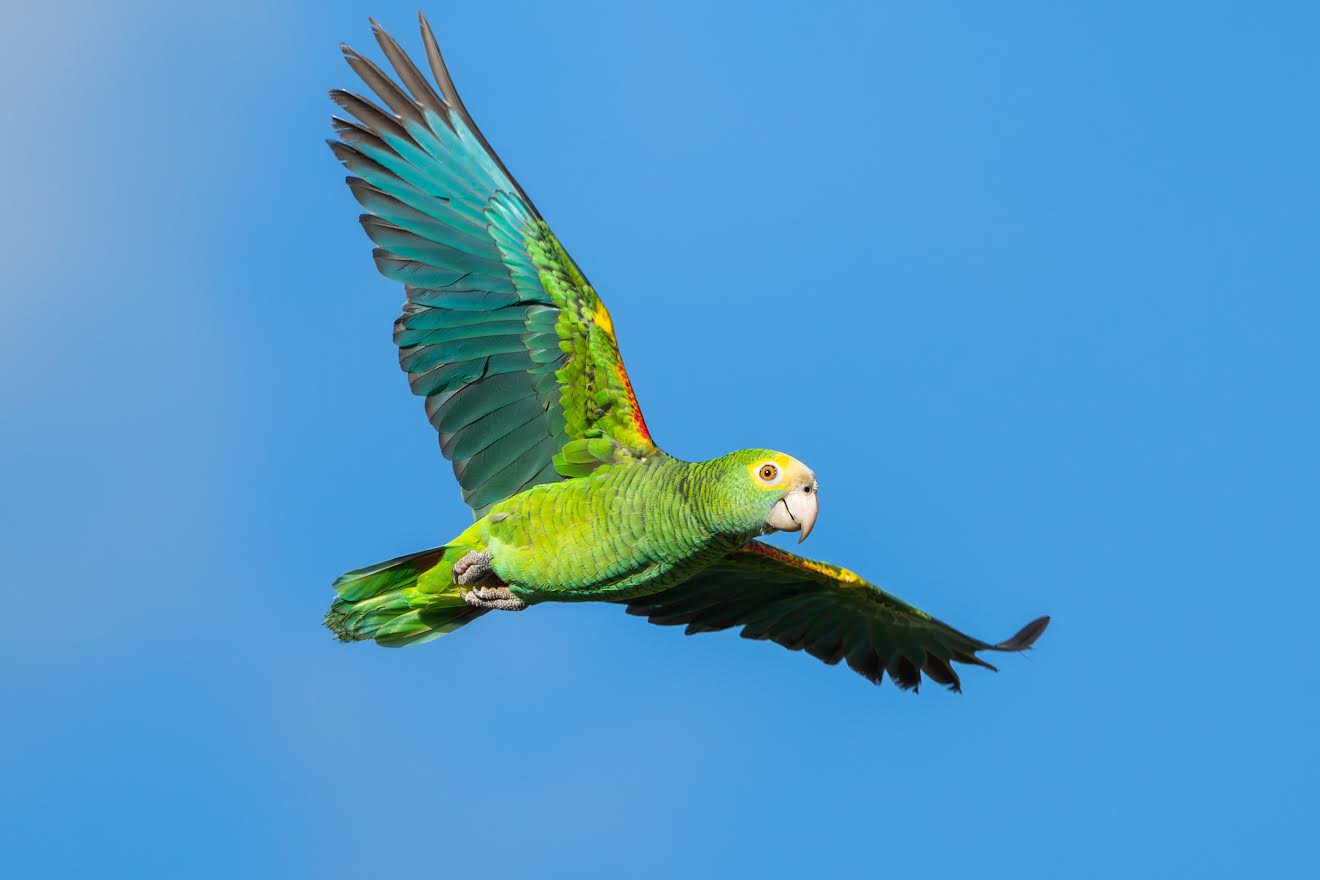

[623,541,1049,691]
[330,15,657,517]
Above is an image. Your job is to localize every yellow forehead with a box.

[746,453,797,487]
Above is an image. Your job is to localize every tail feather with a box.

[331,545,448,601]
[325,545,487,646]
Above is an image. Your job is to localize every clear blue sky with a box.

[3,1,1316,876]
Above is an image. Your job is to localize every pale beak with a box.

[766,482,819,543]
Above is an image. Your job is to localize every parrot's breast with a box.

[475,458,746,603]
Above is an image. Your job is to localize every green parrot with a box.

[324,14,1049,691]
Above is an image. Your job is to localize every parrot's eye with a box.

[758,464,779,482]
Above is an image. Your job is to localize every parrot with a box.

[323,14,1050,691]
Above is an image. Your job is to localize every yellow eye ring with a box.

[758,464,779,482]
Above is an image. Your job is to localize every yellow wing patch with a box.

[745,540,864,585]
[592,299,616,340]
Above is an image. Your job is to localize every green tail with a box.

[324,546,487,647]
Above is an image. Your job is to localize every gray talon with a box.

[453,550,493,586]
[461,585,527,612]
[453,551,524,610]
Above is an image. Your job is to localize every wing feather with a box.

[625,541,1049,692]
[331,16,657,517]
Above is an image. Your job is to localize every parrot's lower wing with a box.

[623,541,1049,691]
[330,15,657,517]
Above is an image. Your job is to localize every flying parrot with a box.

[324,14,1050,691]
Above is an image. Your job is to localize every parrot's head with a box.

[713,449,819,543]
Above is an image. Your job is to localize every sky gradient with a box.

[3,1,1317,877]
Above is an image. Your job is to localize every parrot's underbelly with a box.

[501,535,744,602]
[474,459,750,603]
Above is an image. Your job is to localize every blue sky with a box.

[3,1,1317,876]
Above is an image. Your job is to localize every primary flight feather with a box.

[324,14,1049,692]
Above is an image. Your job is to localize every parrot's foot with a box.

[461,585,527,612]
[454,550,525,610]
[453,550,494,586]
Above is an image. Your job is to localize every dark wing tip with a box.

[922,652,963,692]
[993,615,1050,652]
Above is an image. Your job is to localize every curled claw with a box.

[461,585,527,612]
[453,550,494,586]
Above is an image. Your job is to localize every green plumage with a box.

[326,545,485,648]
[324,15,1049,691]
[328,450,786,641]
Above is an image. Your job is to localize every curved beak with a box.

[765,482,819,543]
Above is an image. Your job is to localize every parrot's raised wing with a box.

[624,542,1049,691]
[330,15,657,517]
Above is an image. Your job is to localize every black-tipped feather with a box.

[370,18,447,115]
[340,44,425,125]
[417,13,540,218]
[996,616,1051,652]
[922,653,962,691]
[329,89,410,142]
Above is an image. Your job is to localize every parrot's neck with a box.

[681,456,775,545]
